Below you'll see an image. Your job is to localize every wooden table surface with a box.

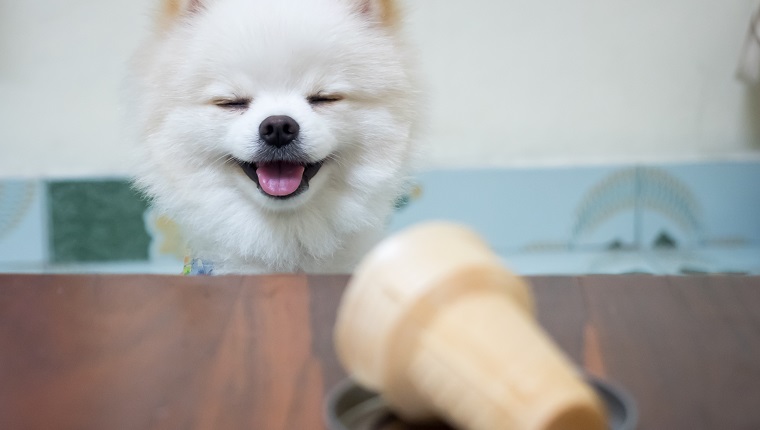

[1,274,759,430]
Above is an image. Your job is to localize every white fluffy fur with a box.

[128,0,419,273]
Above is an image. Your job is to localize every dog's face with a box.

[130,0,418,269]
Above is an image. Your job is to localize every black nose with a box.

[259,115,300,147]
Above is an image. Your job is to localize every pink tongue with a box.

[256,162,305,196]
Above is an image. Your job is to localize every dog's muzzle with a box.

[237,115,324,199]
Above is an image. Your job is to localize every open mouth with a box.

[238,159,323,199]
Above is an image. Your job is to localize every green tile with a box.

[48,180,150,262]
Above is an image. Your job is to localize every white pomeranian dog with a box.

[128,0,420,273]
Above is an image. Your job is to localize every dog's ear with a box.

[160,0,207,24]
[348,0,399,27]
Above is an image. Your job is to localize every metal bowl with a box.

[325,375,637,430]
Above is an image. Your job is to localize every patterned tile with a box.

[143,207,186,270]
[48,180,150,262]
[641,162,760,248]
[572,166,704,250]
[634,162,760,274]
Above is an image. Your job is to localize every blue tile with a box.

[390,162,760,276]
[389,166,636,253]
[0,180,47,266]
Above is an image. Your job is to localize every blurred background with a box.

[1,0,759,274]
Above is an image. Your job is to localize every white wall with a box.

[1,0,759,177]
[406,0,760,167]
[0,0,153,178]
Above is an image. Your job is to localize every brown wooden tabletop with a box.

[1,274,759,430]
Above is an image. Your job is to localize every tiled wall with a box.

[0,179,166,274]
[390,162,760,275]
[1,162,758,275]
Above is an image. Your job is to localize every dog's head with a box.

[129,0,418,268]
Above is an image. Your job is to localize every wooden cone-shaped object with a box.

[335,222,607,430]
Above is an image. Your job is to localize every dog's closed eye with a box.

[213,98,251,109]
[307,93,343,105]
